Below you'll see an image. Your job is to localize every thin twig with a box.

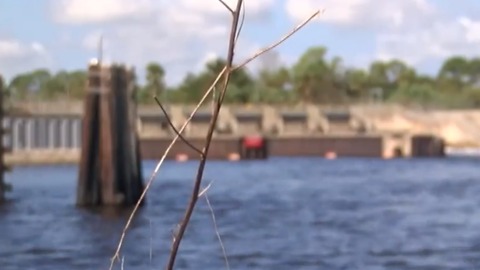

[154,96,203,156]
[198,180,214,198]
[165,8,321,268]
[109,67,226,270]
[235,0,246,44]
[234,10,322,70]
[110,4,320,269]
[218,0,234,14]
[149,218,153,267]
[165,0,244,268]
[203,192,229,270]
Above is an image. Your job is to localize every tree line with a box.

[2,46,480,108]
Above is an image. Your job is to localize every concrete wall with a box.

[135,105,367,138]
[5,133,444,165]
[140,137,239,160]
[140,136,384,160]
[9,102,468,148]
[268,136,383,157]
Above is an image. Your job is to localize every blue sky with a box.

[1,0,480,86]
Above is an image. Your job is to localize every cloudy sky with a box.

[1,0,480,86]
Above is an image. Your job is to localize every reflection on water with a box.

[1,157,480,269]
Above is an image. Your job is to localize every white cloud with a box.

[459,17,480,43]
[0,39,51,81]
[46,0,480,82]
[53,0,273,25]
[178,0,273,21]
[0,40,45,57]
[286,0,480,70]
[376,16,480,66]
[52,0,154,24]
[285,0,434,29]
[254,49,285,71]
[51,0,274,85]
[196,51,220,71]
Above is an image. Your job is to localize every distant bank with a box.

[10,102,480,148]
[6,102,480,165]
[5,133,446,166]
[6,147,473,166]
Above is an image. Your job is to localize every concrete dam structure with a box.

[3,102,445,164]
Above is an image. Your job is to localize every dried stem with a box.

[109,67,226,270]
[165,0,244,268]
[203,192,229,269]
[154,96,203,156]
[218,0,234,14]
[234,0,246,44]
[234,9,322,70]
[109,2,320,269]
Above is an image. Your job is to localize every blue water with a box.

[1,157,480,269]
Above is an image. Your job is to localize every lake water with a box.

[1,157,480,269]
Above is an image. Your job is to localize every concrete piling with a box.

[76,61,144,207]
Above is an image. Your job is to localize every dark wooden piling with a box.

[76,61,144,207]
[0,75,10,203]
[0,75,5,203]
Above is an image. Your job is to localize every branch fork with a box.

[109,1,320,269]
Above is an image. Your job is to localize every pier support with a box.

[0,76,4,203]
[76,61,144,207]
[0,76,9,203]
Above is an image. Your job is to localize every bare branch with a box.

[198,180,214,198]
[218,0,234,14]
[154,96,204,156]
[109,67,226,270]
[164,9,322,269]
[204,192,230,270]
[235,10,322,70]
[234,0,246,44]
[165,0,244,268]
[110,3,320,269]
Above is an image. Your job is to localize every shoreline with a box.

[4,145,478,166]
[5,150,80,166]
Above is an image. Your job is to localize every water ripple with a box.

[1,157,480,269]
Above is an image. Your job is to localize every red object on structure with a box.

[243,136,264,148]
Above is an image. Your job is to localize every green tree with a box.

[65,71,87,99]
[175,72,212,103]
[291,46,344,103]
[141,62,166,103]
[8,45,480,108]
[438,56,469,81]
[172,58,255,104]
[256,67,294,103]
[7,69,87,101]
[389,82,437,106]
[344,68,369,100]
[437,56,470,95]
[8,69,51,100]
